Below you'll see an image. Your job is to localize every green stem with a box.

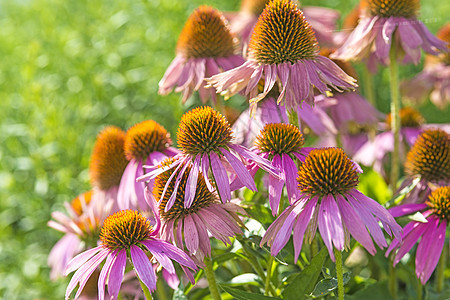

[334,249,345,300]
[362,65,376,106]
[389,41,401,192]
[137,275,153,300]
[241,245,277,295]
[311,236,318,258]
[416,276,423,300]
[389,259,398,299]
[264,256,275,296]
[156,277,168,300]
[436,243,447,293]
[288,108,299,127]
[204,256,222,300]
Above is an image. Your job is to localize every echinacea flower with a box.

[48,191,113,280]
[332,0,448,69]
[89,126,129,207]
[152,163,246,265]
[387,186,450,284]
[261,147,402,261]
[139,106,279,209]
[64,210,197,300]
[398,128,450,203]
[159,6,244,104]
[207,0,356,111]
[401,23,450,108]
[253,123,313,214]
[228,0,340,49]
[118,120,177,211]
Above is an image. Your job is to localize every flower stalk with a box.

[204,256,222,300]
[436,245,447,293]
[264,256,275,296]
[389,39,401,191]
[362,65,376,106]
[334,248,345,300]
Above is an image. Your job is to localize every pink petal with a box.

[221,148,256,191]
[108,249,126,299]
[318,196,335,260]
[281,153,299,203]
[142,239,197,271]
[130,245,157,292]
[184,214,199,256]
[389,203,428,217]
[185,155,200,208]
[65,246,102,276]
[98,250,117,300]
[293,198,317,262]
[210,152,231,203]
[192,213,211,257]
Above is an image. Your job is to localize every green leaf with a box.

[248,235,288,266]
[282,247,328,300]
[358,167,391,205]
[345,281,393,300]
[219,285,280,300]
[309,272,351,298]
[229,273,262,286]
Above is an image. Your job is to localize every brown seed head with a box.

[297,148,360,197]
[124,120,172,161]
[361,0,420,18]
[247,0,318,64]
[100,210,153,250]
[89,126,128,190]
[386,107,425,129]
[256,123,304,156]
[176,6,236,59]
[405,129,450,183]
[177,106,233,156]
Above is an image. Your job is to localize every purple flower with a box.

[261,147,402,261]
[118,120,177,211]
[138,106,279,210]
[332,0,448,70]
[158,6,244,104]
[64,210,197,300]
[207,0,356,111]
[151,164,246,266]
[387,186,449,284]
[48,191,113,280]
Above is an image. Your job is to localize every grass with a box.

[0,0,447,299]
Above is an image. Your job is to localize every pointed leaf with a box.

[309,272,351,298]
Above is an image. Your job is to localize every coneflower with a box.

[139,106,279,209]
[207,0,356,111]
[64,210,196,300]
[118,120,177,211]
[387,186,450,285]
[159,6,244,104]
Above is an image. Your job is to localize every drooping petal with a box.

[184,214,199,256]
[185,155,201,208]
[221,148,256,191]
[108,249,126,299]
[130,245,157,292]
[141,239,197,271]
[98,250,117,300]
[393,222,428,266]
[318,196,335,260]
[292,198,317,262]
[64,246,103,276]
[210,151,231,203]
[389,203,428,217]
[282,153,299,203]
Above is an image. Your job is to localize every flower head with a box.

[332,0,448,70]
[405,128,450,185]
[387,186,450,284]
[152,164,245,263]
[159,6,243,103]
[118,120,177,211]
[207,0,356,110]
[65,210,196,300]
[262,147,402,261]
[89,126,128,191]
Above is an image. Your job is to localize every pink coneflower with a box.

[139,106,279,209]
[159,6,244,104]
[89,126,129,208]
[228,0,340,48]
[332,0,448,68]
[118,120,177,211]
[387,186,450,284]
[207,0,356,111]
[152,163,246,265]
[64,210,197,300]
[252,123,313,214]
[401,23,450,109]
[48,191,113,280]
[398,128,450,204]
[261,147,402,261]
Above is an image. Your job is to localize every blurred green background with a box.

[0,0,447,299]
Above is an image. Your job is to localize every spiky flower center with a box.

[89,126,129,191]
[71,191,93,216]
[153,164,218,221]
[362,0,420,18]
[386,107,424,129]
[177,106,233,156]
[176,6,236,59]
[256,123,304,156]
[240,0,269,15]
[426,186,450,221]
[297,148,359,197]
[247,0,318,65]
[100,210,152,250]
[405,129,450,183]
[124,120,171,161]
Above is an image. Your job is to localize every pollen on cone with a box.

[361,0,420,18]
[89,126,128,191]
[247,0,318,64]
[426,186,450,221]
[256,123,304,155]
[176,6,236,59]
